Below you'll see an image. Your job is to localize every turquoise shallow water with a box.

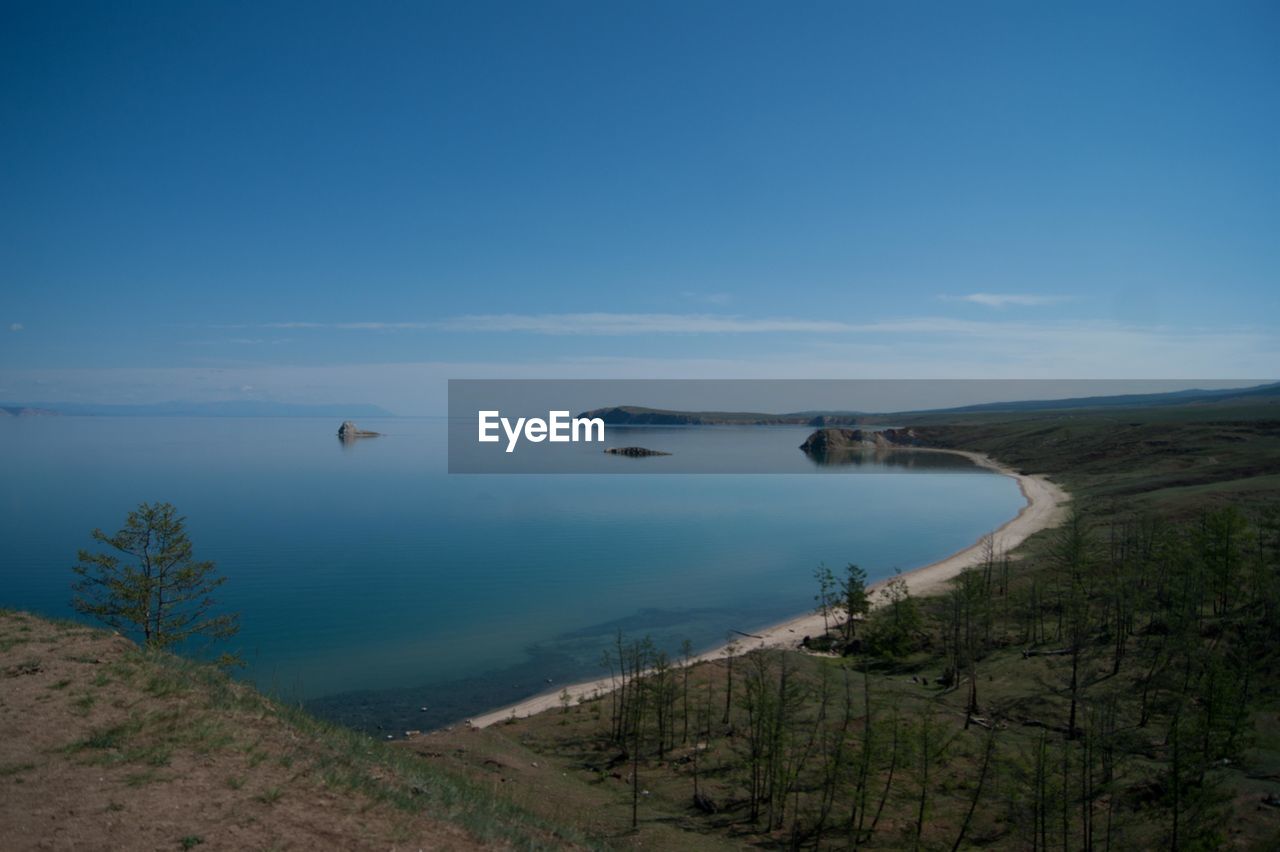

[0,416,1025,733]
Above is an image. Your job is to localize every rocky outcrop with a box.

[799,427,927,455]
[800,428,868,454]
[338,421,381,440]
[603,446,671,457]
[876,427,927,447]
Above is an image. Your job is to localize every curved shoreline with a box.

[468,450,1070,728]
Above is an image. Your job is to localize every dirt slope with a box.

[0,611,567,851]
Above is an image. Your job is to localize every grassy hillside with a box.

[581,383,1280,429]
[418,399,1280,850]
[891,396,1280,513]
[0,611,586,850]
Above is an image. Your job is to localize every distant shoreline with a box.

[467,448,1070,728]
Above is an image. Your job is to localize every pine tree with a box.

[72,502,239,661]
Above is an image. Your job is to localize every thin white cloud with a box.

[440,312,1132,337]
[680,291,733,306]
[181,337,293,347]
[247,314,956,335]
[8,322,23,332]
[946,293,1069,308]
[438,313,860,335]
[243,314,1265,363]
[262,321,431,330]
[255,314,854,334]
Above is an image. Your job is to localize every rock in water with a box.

[338,421,381,440]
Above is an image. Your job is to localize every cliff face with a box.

[799,427,927,454]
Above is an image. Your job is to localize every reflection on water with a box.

[801,447,980,470]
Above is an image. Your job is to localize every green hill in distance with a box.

[580,381,1280,426]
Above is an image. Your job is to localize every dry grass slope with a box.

[0,611,587,851]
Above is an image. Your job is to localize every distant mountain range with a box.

[7,382,1277,421]
[0,406,60,417]
[0,401,395,418]
[575,406,863,426]
[581,382,1280,425]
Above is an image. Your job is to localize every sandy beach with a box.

[469,450,1070,728]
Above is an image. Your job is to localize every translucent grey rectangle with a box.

[446,378,1267,474]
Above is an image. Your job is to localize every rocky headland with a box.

[798,426,927,455]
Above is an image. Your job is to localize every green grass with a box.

[124,768,163,787]
[71,692,96,715]
[255,786,283,805]
[74,719,144,752]
[8,657,42,675]
[144,670,188,699]
[244,745,268,768]
[449,399,1280,849]
[0,636,31,652]
[887,397,1280,514]
[269,698,593,847]
[0,761,36,777]
[71,707,234,771]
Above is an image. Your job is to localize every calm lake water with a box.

[0,416,1024,733]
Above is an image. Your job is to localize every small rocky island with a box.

[604,446,671,457]
[337,421,381,440]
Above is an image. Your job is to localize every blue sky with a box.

[2,1,1277,413]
